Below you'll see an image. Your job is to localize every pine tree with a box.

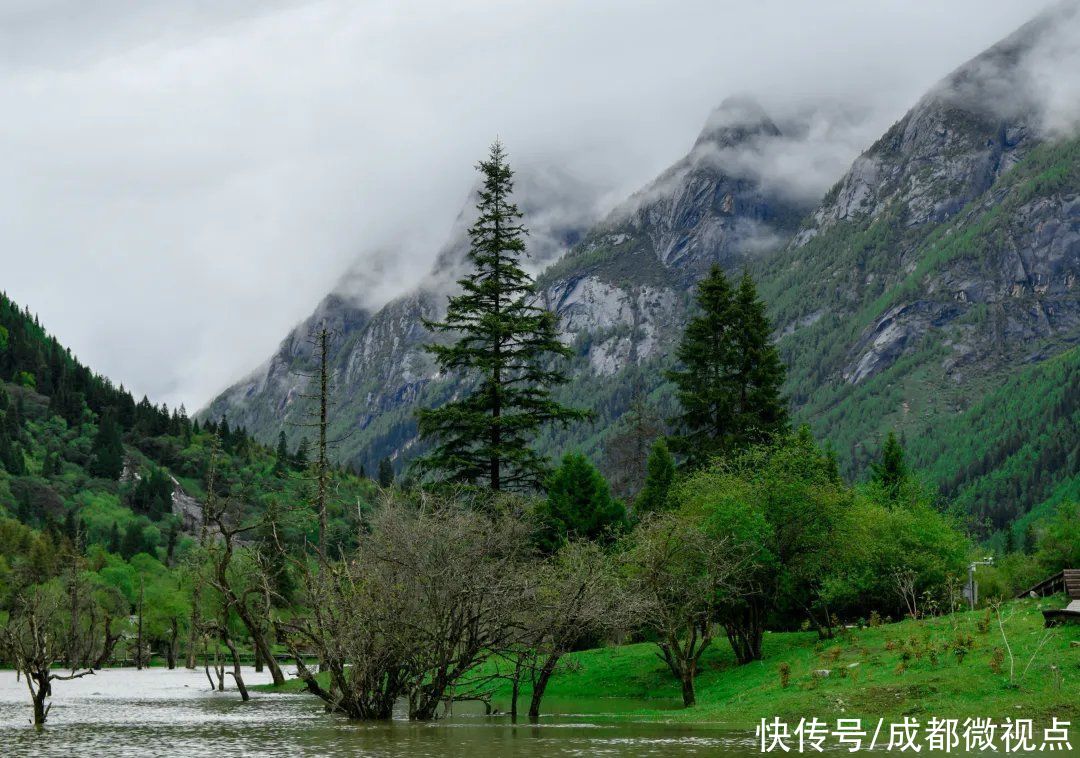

[1003,526,1016,554]
[601,382,663,501]
[635,439,676,516]
[377,456,394,488]
[108,521,121,554]
[871,430,908,497]
[294,437,309,470]
[273,430,289,477]
[534,453,626,553]
[120,521,144,559]
[416,141,588,491]
[667,267,788,468]
[89,409,124,480]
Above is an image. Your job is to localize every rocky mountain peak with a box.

[694,95,781,149]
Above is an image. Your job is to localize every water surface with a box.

[0,667,755,757]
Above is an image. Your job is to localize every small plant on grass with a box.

[989,646,1005,675]
[778,662,791,689]
[951,633,975,664]
[869,611,883,628]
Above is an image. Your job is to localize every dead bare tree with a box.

[200,436,286,688]
[290,323,351,556]
[278,489,531,720]
[0,590,96,726]
[892,566,920,619]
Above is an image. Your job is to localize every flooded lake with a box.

[0,667,758,756]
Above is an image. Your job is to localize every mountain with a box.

[760,4,1080,528]
[204,5,1079,531]
[202,97,810,475]
[0,289,372,561]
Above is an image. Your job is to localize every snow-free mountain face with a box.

[203,4,1079,531]
[202,96,811,472]
[761,2,1080,526]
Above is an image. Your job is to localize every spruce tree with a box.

[534,453,626,553]
[273,430,289,477]
[294,437,310,470]
[89,409,124,480]
[871,430,908,497]
[667,267,787,468]
[108,521,121,554]
[377,456,394,488]
[416,141,588,490]
[635,438,676,517]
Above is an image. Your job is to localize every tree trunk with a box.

[222,633,250,702]
[680,669,696,708]
[254,640,264,673]
[723,602,764,664]
[136,581,145,670]
[527,653,561,724]
[167,619,178,669]
[510,659,522,724]
[28,671,50,727]
[94,614,121,669]
[240,609,284,685]
[186,587,201,669]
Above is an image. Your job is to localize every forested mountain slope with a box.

[0,290,372,572]
[204,5,1079,532]
[761,8,1080,527]
[203,96,810,475]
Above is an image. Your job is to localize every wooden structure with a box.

[1018,570,1080,626]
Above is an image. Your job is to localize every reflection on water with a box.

[0,667,754,757]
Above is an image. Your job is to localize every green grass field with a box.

[258,597,1079,727]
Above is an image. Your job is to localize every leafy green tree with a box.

[871,430,908,496]
[667,268,787,469]
[377,456,394,488]
[416,141,588,491]
[89,410,124,480]
[535,453,626,552]
[635,439,676,517]
[1036,501,1080,573]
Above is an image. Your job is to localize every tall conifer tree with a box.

[417,141,587,490]
[667,267,787,468]
[871,430,909,497]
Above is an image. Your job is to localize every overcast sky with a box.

[0,0,1057,411]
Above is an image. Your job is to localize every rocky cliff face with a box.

[203,97,808,472]
[204,5,1079,522]
[759,4,1080,519]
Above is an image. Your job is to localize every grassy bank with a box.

[256,597,1079,727]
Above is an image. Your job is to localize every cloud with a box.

[0,0,1060,410]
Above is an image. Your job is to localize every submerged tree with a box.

[416,141,588,491]
[0,589,96,726]
[667,268,787,469]
[506,540,632,723]
[278,489,530,720]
